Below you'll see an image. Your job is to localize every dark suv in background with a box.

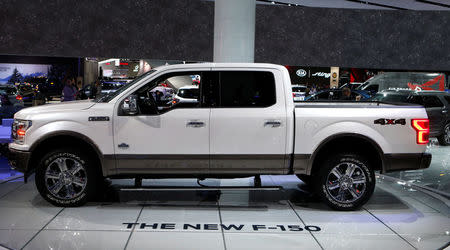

[371,90,450,145]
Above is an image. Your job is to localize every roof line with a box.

[415,0,450,8]
[345,0,408,10]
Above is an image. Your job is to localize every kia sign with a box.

[286,66,331,87]
[296,69,307,77]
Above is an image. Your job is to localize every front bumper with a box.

[8,148,31,174]
[384,152,432,173]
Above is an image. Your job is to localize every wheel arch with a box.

[308,133,386,176]
[27,131,107,177]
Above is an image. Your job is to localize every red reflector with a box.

[16,95,23,100]
[411,119,429,144]
[17,129,26,136]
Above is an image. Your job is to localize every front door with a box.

[208,69,288,174]
[113,70,210,175]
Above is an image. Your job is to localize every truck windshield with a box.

[96,69,157,103]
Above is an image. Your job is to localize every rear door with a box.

[208,69,288,174]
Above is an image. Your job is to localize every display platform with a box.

[0,174,448,250]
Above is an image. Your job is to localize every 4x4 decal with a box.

[374,118,406,125]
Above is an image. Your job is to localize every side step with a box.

[120,176,279,192]
[120,186,282,192]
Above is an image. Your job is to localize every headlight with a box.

[11,119,32,144]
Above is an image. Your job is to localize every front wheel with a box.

[35,148,98,207]
[314,153,375,211]
[437,123,450,146]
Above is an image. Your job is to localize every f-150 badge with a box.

[374,118,406,125]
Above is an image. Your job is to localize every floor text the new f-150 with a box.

[8,63,431,210]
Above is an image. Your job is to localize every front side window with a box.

[421,96,444,108]
[122,72,204,115]
[218,71,276,107]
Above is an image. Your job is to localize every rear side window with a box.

[420,96,444,108]
[364,84,379,92]
[0,87,17,95]
[219,71,276,107]
[444,96,450,105]
[371,93,410,103]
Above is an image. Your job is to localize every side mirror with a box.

[121,95,138,115]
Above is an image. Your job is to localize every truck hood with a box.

[14,100,96,119]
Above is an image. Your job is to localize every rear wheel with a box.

[35,148,99,207]
[437,123,450,146]
[314,153,375,211]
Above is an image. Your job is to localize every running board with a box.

[119,186,282,192]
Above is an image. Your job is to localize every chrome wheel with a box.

[444,124,450,144]
[326,162,367,204]
[45,157,87,200]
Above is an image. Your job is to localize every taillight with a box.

[411,119,429,144]
[293,93,296,98]
[16,95,23,100]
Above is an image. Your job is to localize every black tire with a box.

[437,123,450,146]
[296,174,312,185]
[35,148,99,207]
[314,153,375,211]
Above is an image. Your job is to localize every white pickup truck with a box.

[8,63,432,210]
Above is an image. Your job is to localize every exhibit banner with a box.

[0,63,49,84]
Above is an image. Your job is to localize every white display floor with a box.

[0,175,448,250]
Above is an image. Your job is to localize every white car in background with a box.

[172,85,199,104]
[292,84,307,101]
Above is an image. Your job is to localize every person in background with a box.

[61,78,77,102]
[33,85,46,106]
[76,76,83,90]
[95,79,102,98]
[305,88,311,97]
[340,87,361,101]
[89,80,100,99]
[310,85,317,95]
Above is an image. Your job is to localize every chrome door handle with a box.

[264,120,282,127]
[186,121,205,128]
[442,110,448,114]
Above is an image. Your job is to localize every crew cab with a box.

[8,63,431,210]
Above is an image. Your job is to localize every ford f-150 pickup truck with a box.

[8,63,432,210]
